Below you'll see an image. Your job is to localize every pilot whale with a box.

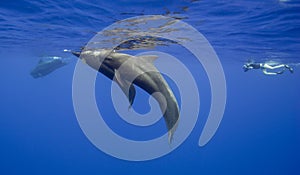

[31,56,68,78]
[69,49,179,142]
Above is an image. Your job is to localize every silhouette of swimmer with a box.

[243,60,293,75]
[31,56,70,78]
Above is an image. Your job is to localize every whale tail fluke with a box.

[168,118,179,144]
[152,89,180,144]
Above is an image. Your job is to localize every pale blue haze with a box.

[0,0,299,174]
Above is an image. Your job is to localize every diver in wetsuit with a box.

[243,61,294,75]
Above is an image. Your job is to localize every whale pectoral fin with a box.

[114,69,125,86]
[128,84,136,108]
[136,55,158,63]
[114,69,136,107]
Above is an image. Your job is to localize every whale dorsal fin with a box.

[38,59,47,64]
[137,55,158,63]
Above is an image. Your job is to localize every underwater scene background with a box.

[0,0,299,174]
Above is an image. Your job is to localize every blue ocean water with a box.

[0,0,299,174]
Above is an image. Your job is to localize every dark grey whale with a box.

[71,49,179,142]
[31,56,68,78]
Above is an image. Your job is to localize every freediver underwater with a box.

[30,56,71,78]
[243,60,294,75]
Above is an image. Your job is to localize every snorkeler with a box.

[243,61,294,75]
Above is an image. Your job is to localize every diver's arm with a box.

[262,69,277,75]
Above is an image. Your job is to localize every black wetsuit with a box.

[250,63,261,69]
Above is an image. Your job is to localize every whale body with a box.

[72,49,179,142]
[31,56,68,78]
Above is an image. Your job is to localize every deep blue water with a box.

[1,0,300,174]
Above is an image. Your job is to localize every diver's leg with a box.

[262,69,277,75]
[263,64,285,69]
[276,70,284,74]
